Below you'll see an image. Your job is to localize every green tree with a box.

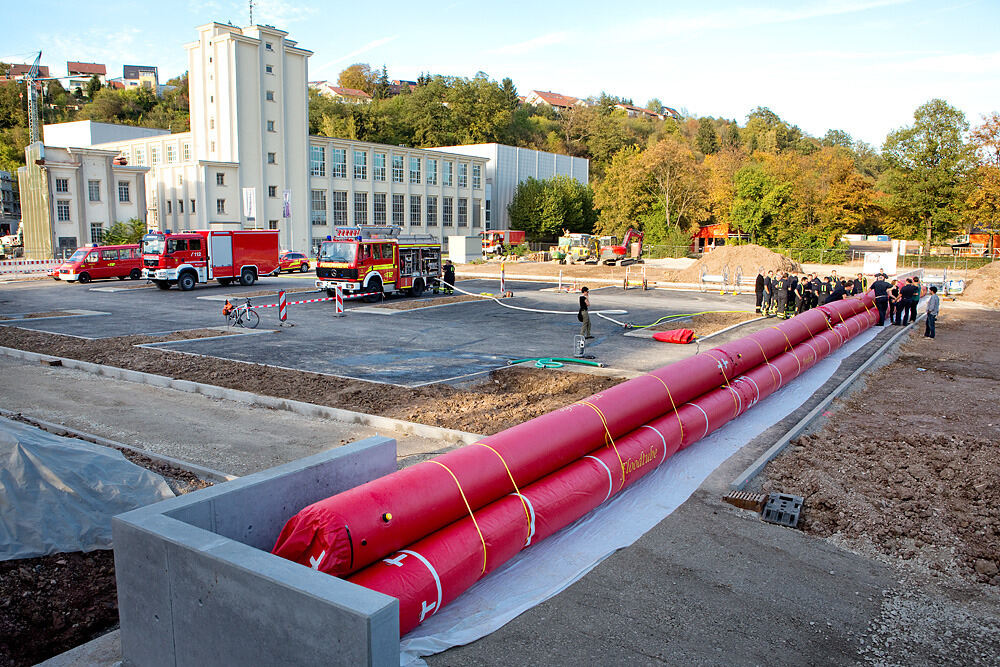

[880,98,974,251]
[822,129,853,148]
[103,218,147,245]
[337,63,376,94]
[695,117,719,155]
[86,74,102,98]
[372,66,391,100]
[507,176,595,240]
[729,163,793,243]
[645,98,663,114]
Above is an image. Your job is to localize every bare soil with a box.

[764,308,1000,587]
[960,261,1000,308]
[649,311,758,337]
[0,311,74,320]
[458,246,802,287]
[0,328,622,435]
[672,244,801,283]
[0,415,212,667]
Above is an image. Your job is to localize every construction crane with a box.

[24,51,42,144]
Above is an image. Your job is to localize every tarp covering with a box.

[0,417,175,560]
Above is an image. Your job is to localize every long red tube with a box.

[272,296,876,578]
[349,308,876,634]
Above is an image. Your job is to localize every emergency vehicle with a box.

[141,229,280,290]
[315,226,441,301]
[481,229,525,256]
[54,243,143,283]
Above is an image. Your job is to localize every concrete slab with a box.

[0,355,454,475]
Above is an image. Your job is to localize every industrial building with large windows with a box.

[20,21,583,258]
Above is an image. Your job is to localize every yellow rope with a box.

[750,338,779,386]
[475,443,532,542]
[579,401,625,488]
[428,460,488,574]
[644,373,685,444]
[770,326,801,374]
[703,351,740,415]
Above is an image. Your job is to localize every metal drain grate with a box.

[761,493,803,528]
[722,490,767,512]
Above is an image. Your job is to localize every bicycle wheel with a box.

[244,309,260,329]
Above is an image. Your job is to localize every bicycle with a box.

[224,297,259,329]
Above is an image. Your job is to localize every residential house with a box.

[309,81,372,104]
[525,90,586,113]
[0,63,51,82]
[122,65,160,90]
[66,62,107,95]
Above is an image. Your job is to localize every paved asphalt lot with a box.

[0,275,756,386]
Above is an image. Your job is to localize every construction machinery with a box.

[599,228,644,265]
[549,233,596,263]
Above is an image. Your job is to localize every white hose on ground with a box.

[445,279,630,325]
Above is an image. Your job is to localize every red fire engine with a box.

[315,226,442,301]
[141,229,280,290]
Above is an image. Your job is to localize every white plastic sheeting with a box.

[0,417,175,560]
[400,327,879,665]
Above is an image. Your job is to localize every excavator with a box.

[599,228,644,265]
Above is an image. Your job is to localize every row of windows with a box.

[122,142,193,167]
[163,199,197,215]
[54,179,132,205]
[310,189,481,228]
[310,147,482,189]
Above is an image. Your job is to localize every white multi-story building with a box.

[18,143,149,258]
[23,21,487,258]
[434,144,589,232]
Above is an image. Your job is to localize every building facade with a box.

[433,144,588,232]
[23,22,488,257]
[0,170,19,235]
[123,65,159,90]
[17,143,149,258]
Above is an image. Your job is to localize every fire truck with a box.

[141,229,280,290]
[315,226,442,301]
[481,229,525,256]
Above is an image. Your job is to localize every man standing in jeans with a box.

[925,286,939,338]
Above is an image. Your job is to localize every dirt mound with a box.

[674,244,801,283]
[961,261,1000,308]
[764,309,1000,588]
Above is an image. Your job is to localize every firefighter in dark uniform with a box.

[786,274,797,317]
[442,260,456,294]
[762,270,774,316]
[809,273,822,308]
[796,276,810,314]
[773,272,789,319]
[754,270,766,313]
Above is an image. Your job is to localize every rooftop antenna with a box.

[249,0,254,25]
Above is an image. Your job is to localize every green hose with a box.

[508,357,606,369]
[628,310,756,330]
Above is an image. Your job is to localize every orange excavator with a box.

[600,228,644,265]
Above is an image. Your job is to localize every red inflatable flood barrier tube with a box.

[272,295,876,579]
[349,308,876,634]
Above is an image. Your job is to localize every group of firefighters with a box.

[754,269,869,319]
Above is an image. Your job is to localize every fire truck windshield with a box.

[142,234,165,255]
[319,241,356,263]
[68,248,89,262]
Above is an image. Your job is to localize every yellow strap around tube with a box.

[644,373,685,444]
[428,460,488,574]
[579,401,625,489]
[475,443,532,542]
[704,351,740,415]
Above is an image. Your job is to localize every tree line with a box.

[2,58,996,253]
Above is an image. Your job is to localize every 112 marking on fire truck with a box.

[315,226,442,301]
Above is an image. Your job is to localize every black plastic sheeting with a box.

[0,417,174,560]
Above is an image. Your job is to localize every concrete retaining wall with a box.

[113,436,400,666]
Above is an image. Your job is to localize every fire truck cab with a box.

[315,226,442,301]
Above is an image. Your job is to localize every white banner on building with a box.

[282,189,292,218]
[863,251,897,276]
[242,187,257,221]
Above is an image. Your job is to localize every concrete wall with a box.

[113,436,400,666]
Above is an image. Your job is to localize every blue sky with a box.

[4,0,998,147]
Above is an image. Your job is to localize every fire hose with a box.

[272,294,877,635]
